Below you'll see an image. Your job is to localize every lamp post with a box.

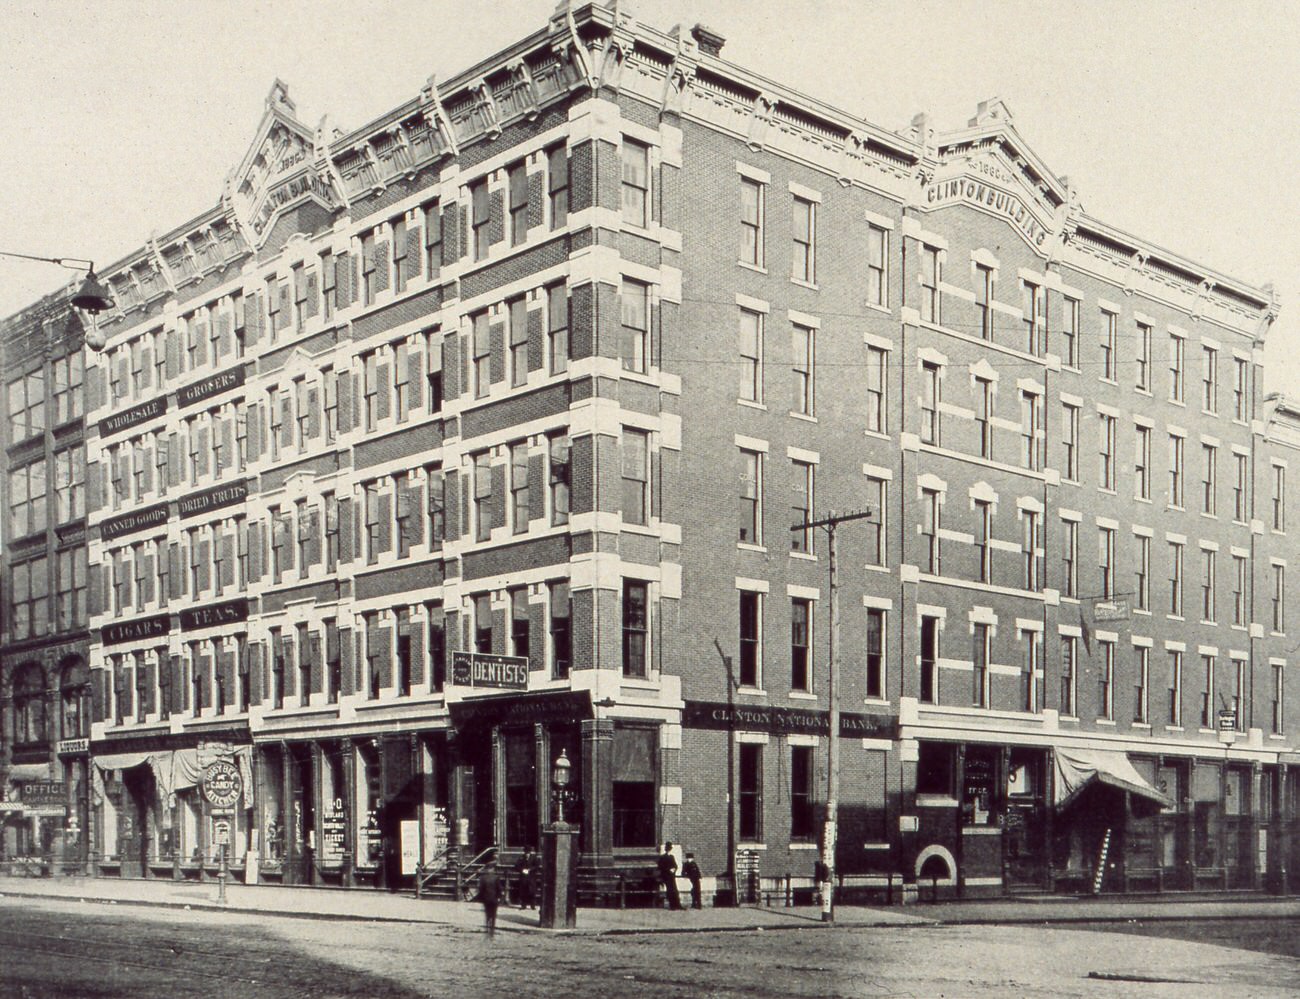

[540,749,578,928]
[0,251,114,350]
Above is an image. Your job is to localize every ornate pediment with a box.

[225,81,339,248]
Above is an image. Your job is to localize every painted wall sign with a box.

[17,781,65,808]
[177,365,246,408]
[681,700,898,739]
[101,613,171,646]
[447,690,593,729]
[451,651,529,689]
[57,738,90,756]
[101,503,168,541]
[180,598,250,632]
[179,479,249,520]
[925,177,1051,248]
[98,396,167,438]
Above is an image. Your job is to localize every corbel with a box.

[420,74,459,160]
[1123,251,1146,297]
[660,30,698,115]
[315,117,352,212]
[746,92,775,152]
[550,0,596,92]
[599,6,638,93]
[836,132,865,188]
[147,234,178,294]
[1254,284,1279,347]
[512,59,541,122]
[475,79,503,140]
[1190,279,1213,321]
[361,141,386,194]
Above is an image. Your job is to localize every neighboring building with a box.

[2,1,1290,897]
[0,291,92,872]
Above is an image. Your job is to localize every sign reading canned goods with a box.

[201,761,243,809]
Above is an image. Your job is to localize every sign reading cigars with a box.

[179,479,249,520]
[101,503,168,541]
[98,396,167,438]
[681,700,898,739]
[452,651,529,689]
[177,365,246,408]
[102,613,170,646]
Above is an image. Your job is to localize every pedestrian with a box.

[682,852,702,910]
[478,853,501,937]
[658,841,683,910]
[514,848,537,909]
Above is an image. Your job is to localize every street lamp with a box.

[0,251,114,350]
[553,749,571,823]
[541,749,578,928]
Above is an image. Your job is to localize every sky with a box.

[3,0,1299,390]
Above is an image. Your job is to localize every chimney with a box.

[691,23,725,57]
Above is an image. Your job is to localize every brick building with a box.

[0,292,92,872]
[5,1,1295,897]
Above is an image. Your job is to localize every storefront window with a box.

[319,747,348,867]
[261,747,285,867]
[916,742,955,797]
[1192,764,1221,868]
[13,663,46,745]
[503,729,538,848]
[613,726,657,848]
[961,745,997,825]
[356,742,383,868]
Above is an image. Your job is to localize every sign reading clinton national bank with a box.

[179,479,249,520]
[98,396,167,438]
[682,700,898,739]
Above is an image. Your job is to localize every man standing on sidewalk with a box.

[658,842,683,911]
[478,854,501,937]
[682,852,702,910]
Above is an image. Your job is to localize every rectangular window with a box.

[738,742,762,842]
[621,428,650,527]
[1201,548,1216,623]
[790,745,815,841]
[1272,664,1284,735]
[1273,564,1285,633]
[472,311,490,399]
[738,447,761,544]
[920,362,940,445]
[496,299,522,391]
[792,323,814,416]
[1023,510,1040,591]
[1169,333,1185,402]
[547,143,568,228]
[474,594,492,653]
[791,459,812,555]
[1100,311,1117,381]
[1062,519,1078,598]
[1232,658,1247,732]
[1024,631,1041,714]
[620,278,650,374]
[1233,554,1247,626]
[1060,636,1077,717]
[738,591,761,688]
[547,283,568,376]
[621,138,649,227]
[360,231,377,305]
[1099,414,1116,491]
[54,447,85,523]
[920,616,939,705]
[791,598,811,692]
[865,346,886,434]
[1023,279,1046,355]
[507,160,528,246]
[865,608,884,699]
[1234,453,1249,522]
[974,500,991,583]
[473,451,492,543]
[1170,542,1184,617]
[1202,345,1218,412]
[1136,322,1152,391]
[297,623,312,706]
[975,377,993,460]
[1168,651,1183,726]
[1234,357,1249,421]
[866,224,887,306]
[8,461,46,539]
[425,465,445,551]
[739,309,763,403]
[1021,391,1042,470]
[1099,527,1115,600]
[1062,297,1080,368]
[1136,534,1151,611]
[548,434,570,527]
[1099,641,1115,720]
[1202,444,1217,515]
[51,353,83,425]
[973,622,989,708]
[1134,645,1150,723]
[792,196,815,283]
[1135,425,1151,500]
[740,176,765,267]
[471,178,490,260]
[1273,465,1286,531]
[509,587,529,661]
[976,265,994,341]
[510,441,529,534]
[549,582,571,679]
[324,493,338,572]
[623,580,649,678]
[1169,434,1185,508]
[1200,655,1215,728]
[866,476,886,567]
[920,246,941,324]
[363,482,381,562]
[922,488,940,574]
[1063,403,1079,481]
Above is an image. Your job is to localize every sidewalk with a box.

[1,873,1297,934]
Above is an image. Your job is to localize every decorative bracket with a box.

[315,116,351,212]
[1123,251,1146,296]
[420,75,459,160]
[147,234,177,294]
[746,93,774,152]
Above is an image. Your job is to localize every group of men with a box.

[657,841,703,911]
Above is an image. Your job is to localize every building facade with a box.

[5,1,1295,897]
[0,292,92,872]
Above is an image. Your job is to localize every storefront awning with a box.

[1054,748,1175,811]
[6,763,52,783]
[92,752,153,773]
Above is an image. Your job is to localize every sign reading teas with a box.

[180,598,250,632]
[452,651,529,689]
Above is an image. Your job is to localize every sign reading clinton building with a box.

[925,177,1052,248]
[452,651,529,689]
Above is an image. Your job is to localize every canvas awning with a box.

[6,763,52,784]
[92,752,153,774]
[1053,748,1175,811]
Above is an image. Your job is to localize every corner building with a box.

[62,1,1298,897]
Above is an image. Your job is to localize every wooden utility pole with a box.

[792,508,871,922]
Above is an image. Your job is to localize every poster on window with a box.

[321,798,347,862]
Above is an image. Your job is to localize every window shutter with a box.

[307,507,322,566]
[374,242,391,292]
[406,225,422,280]
[168,543,183,599]
[197,538,211,592]
[338,498,354,563]
[220,416,234,470]
[408,349,423,411]
[86,461,103,513]
[303,270,319,319]
[529,454,545,521]
[489,321,505,384]
[157,544,169,606]
[334,253,351,307]
[170,655,185,714]
[376,493,392,553]
[306,386,321,439]
[407,483,424,545]
[279,394,293,448]
[339,628,354,696]
[246,403,262,459]
[248,523,264,581]
[196,426,210,478]
[220,532,235,587]
[376,363,391,421]
[277,282,291,330]
[140,444,154,493]
[140,345,154,390]
[245,291,263,347]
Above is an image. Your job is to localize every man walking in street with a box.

[658,841,683,910]
[682,852,702,910]
[479,853,502,937]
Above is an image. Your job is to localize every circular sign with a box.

[201,761,243,809]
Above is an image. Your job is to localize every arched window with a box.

[59,656,89,740]
[13,662,47,745]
